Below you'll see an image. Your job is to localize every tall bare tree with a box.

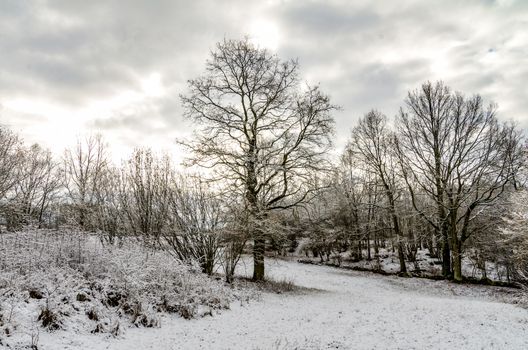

[181,38,336,280]
[348,110,407,273]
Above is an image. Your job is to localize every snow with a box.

[21,257,528,350]
[0,230,252,349]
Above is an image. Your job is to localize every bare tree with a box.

[0,126,25,231]
[63,135,109,229]
[181,38,336,280]
[163,174,224,275]
[120,148,171,242]
[15,144,62,227]
[0,126,23,200]
[334,151,367,261]
[94,166,126,244]
[348,110,407,273]
[395,82,454,276]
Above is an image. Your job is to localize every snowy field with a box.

[25,258,528,350]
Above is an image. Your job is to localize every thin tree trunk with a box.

[386,189,407,274]
[367,232,371,261]
[397,241,406,274]
[374,231,379,255]
[253,236,265,281]
[452,237,463,282]
[441,229,451,277]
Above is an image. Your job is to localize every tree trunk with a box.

[376,169,407,274]
[246,140,266,281]
[38,189,52,229]
[79,208,85,229]
[253,236,265,281]
[452,238,463,282]
[374,229,379,255]
[441,231,451,277]
[367,233,371,261]
[397,241,407,274]
[358,239,362,260]
[387,192,406,274]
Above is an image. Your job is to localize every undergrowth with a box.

[0,229,255,348]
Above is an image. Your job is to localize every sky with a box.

[1,0,527,163]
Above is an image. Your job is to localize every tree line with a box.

[0,38,526,283]
[322,83,526,282]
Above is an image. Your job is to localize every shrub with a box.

[37,307,61,331]
[0,229,254,342]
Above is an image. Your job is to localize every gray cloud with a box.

[1,0,526,159]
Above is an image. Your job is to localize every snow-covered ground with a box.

[26,258,528,350]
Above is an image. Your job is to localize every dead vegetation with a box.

[0,229,256,348]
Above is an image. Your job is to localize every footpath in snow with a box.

[36,259,528,350]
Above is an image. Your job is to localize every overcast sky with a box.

[1,0,527,162]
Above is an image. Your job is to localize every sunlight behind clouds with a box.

[3,98,81,154]
[2,71,172,160]
[141,72,164,97]
[249,19,280,51]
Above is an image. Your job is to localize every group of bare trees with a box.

[0,128,244,280]
[398,82,523,280]
[0,128,62,230]
[305,81,526,282]
[1,39,526,284]
[179,40,527,283]
[64,144,243,279]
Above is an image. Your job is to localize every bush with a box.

[0,229,254,344]
[37,307,61,331]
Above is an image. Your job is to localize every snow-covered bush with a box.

[0,229,252,345]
